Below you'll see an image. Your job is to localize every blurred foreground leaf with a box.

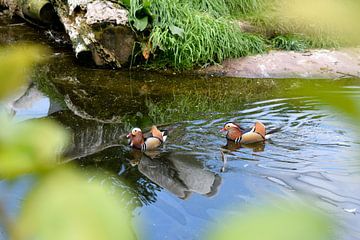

[0,45,47,99]
[15,169,135,240]
[208,203,332,240]
[277,0,360,44]
[293,83,360,123]
[0,116,68,178]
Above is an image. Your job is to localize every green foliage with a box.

[186,0,265,18]
[150,16,266,68]
[124,0,267,68]
[0,46,135,240]
[16,169,134,240]
[148,0,267,68]
[293,82,360,124]
[271,35,307,51]
[0,45,46,99]
[271,33,341,51]
[243,0,358,49]
[227,0,265,15]
[0,116,68,179]
[208,202,333,240]
[121,0,359,68]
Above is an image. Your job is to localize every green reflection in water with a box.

[33,55,360,129]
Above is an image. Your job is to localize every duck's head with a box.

[220,122,241,132]
[127,127,144,148]
[127,127,143,138]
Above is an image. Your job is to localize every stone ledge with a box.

[204,48,360,79]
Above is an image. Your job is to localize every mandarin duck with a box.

[220,121,269,144]
[127,125,168,151]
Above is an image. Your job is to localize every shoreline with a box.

[202,48,360,79]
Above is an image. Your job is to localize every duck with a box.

[127,125,168,151]
[220,121,269,144]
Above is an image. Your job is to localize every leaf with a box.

[142,42,152,60]
[133,16,148,31]
[169,25,184,38]
[0,45,47,100]
[143,0,151,8]
[292,83,360,123]
[0,117,69,178]
[15,169,135,240]
[208,202,333,240]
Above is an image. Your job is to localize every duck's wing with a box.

[144,137,163,151]
[254,121,266,138]
[240,131,265,144]
[151,125,169,142]
[151,125,165,141]
[240,122,266,144]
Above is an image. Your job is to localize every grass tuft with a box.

[148,0,267,69]
[271,35,307,51]
[120,0,353,69]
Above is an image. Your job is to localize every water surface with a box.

[1,14,360,240]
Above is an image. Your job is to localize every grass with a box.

[123,0,268,69]
[186,0,266,18]
[147,0,267,69]
[119,0,351,69]
[270,35,309,51]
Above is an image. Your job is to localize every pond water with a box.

[1,14,360,240]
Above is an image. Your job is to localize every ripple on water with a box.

[159,96,360,238]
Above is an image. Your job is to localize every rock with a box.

[204,48,360,79]
[84,0,128,26]
[51,0,135,67]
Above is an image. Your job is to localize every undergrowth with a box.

[149,5,266,68]
[271,35,307,51]
[119,0,347,69]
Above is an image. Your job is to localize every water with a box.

[1,14,360,240]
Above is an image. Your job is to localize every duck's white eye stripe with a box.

[132,127,142,134]
[228,123,238,128]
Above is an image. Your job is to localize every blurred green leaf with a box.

[15,169,135,240]
[133,16,148,31]
[0,116,68,178]
[169,25,184,38]
[0,45,47,100]
[208,202,332,240]
[293,83,360,123]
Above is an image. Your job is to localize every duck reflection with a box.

[129,150,222,200]
[222,139,265,152]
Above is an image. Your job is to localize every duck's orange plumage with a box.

[127,126,167,151]
[221,121,266,144]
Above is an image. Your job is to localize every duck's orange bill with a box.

[220,128,226,132]
[126,133,132,138]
